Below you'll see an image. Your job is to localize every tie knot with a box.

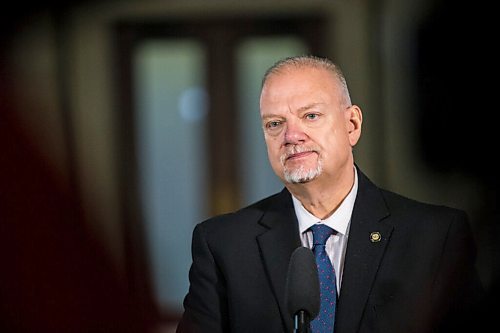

[310,224,334,246]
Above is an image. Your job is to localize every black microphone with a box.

[285,246,320,333]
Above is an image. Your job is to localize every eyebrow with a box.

[261,102,325,120]
[296,102,324,113]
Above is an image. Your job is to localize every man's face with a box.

[259,66,361,185]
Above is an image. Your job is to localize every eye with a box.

[263,119,285,136]
[266,120,283,129]
[305,113,319,120]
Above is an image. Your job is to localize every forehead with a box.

[264,65,335,88]
[260,66,339,113]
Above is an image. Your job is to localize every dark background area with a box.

[416,1,498,326]
[1,2,155,332]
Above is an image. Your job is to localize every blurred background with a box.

[1,0,497,332]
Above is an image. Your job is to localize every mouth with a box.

[286,151,316,161]
[281,147,319,166]
[280,145,319,167]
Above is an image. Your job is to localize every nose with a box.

[284,120,307,145]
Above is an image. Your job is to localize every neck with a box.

[286,165,355,220]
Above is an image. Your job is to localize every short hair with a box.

[261,55,352,106]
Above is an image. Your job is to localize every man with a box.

[176,55,483,332]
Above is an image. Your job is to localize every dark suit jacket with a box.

[177,169,483,333]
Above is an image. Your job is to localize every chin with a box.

[293,177,317,184]
[283,167,321,184]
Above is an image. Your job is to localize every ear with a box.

[345,105,362,146]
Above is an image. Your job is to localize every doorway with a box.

[114,14,326,325]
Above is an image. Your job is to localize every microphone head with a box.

[284,246,320,319]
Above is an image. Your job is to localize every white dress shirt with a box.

[292,168,358,294]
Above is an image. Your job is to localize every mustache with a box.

[280,145,319,165]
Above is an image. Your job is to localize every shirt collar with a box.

[292,167,358,236]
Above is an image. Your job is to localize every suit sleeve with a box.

[431,210,485,331]
[176,223,229,333]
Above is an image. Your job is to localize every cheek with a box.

[265,136,281,152]
[266,145,281,162]
[321,132,348,157]
[265,141,284,167]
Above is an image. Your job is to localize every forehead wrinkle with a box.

[261,102,325,120]
[295,102,325,113]
[285,101,325,116]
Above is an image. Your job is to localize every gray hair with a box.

[261,55,352,106]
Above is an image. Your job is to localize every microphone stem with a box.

[294,310,311,333]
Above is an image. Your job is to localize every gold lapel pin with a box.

[370,231,381,243]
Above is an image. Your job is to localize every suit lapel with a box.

[256,189,301,333]
[335,170,394,333]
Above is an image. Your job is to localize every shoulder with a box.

[356,168,469,230]
[381,189,473,248]
[194,188,290,235]
[381,188,467,221]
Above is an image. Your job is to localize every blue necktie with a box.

[310,224,337,333]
